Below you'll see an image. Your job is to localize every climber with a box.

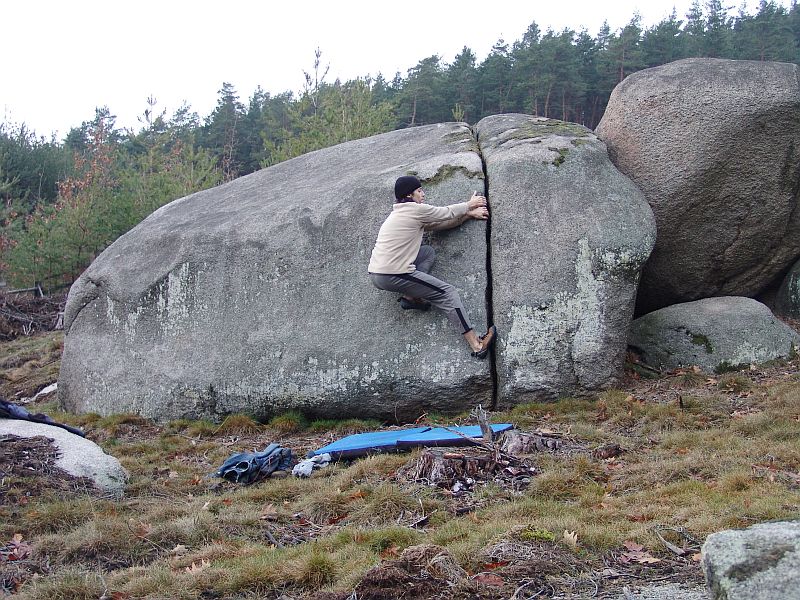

[368,175,497,358]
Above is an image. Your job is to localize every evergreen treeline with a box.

[2,0,799,291]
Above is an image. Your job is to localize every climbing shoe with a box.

[471,325,497,359]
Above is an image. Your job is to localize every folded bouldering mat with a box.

[395,424,514,448]
[309,427,432,459]
[308,424,514,459]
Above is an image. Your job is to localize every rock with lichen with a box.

[477,114,656,405]
[59,115,656,422]
[59,124,491,422]
[702,521,800,600]
[597,58,800,315]
[629,296,800,373]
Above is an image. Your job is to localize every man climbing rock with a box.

[368,175,497,358]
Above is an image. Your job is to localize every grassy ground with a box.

[1,331,799,599]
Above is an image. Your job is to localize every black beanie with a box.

[394,175,422,200]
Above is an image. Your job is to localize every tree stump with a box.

[409,449,497,488]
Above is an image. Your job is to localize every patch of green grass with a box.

[0,331,62,399]
[13,566,106,600]
[21,497,110,535]
[308,417,383,433]
[214,413,263,435]
[268,410,308,433]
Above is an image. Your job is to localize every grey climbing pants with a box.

[369,245,474,334]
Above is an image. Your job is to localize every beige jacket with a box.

[368,201,469,274]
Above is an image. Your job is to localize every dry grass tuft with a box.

[268,410,308,433]
[214,413,263,435]
[295,549,337,587]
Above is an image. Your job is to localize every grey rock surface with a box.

[59,124,491,422]
[702,520,800,599]
[616,584,708,600]
[775,257,800,319]
[477,114,656,405]
[630,296,800,373]
[596,58,800,314]
[0,419,128,498]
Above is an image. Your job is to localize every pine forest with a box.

[3,1,800,290]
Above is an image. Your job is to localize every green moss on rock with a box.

[688,331,714,354]
[419,164,484,186]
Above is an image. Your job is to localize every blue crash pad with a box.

[308,423,514,459]
[395,423,514,448]
[309,427,432,458]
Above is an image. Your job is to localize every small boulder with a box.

[0,420,128,498]
[629,297,800,373]
[702,520,800,600]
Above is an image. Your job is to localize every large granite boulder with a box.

[60,124,491,422]
[629,296,800,373]
[775,257,800,319]
[0,420,128,498]
[596,58,800,315]
[476,115,656,404]
[702,521,800,599]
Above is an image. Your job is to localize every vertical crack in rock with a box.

[472,127,499,409]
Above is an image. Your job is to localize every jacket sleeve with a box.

[416,202,469,226]
[423,213,470,231]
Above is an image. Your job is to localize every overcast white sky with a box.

[2,0,784,138]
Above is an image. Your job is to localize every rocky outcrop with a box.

[702,521,800,599]
[477,115,655,404]
[60,124,492,422]
[775,257,800,319]
[629,297,800,373]
[596,58,800,315]
[59,116,653,421]
[0,420,128,498]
